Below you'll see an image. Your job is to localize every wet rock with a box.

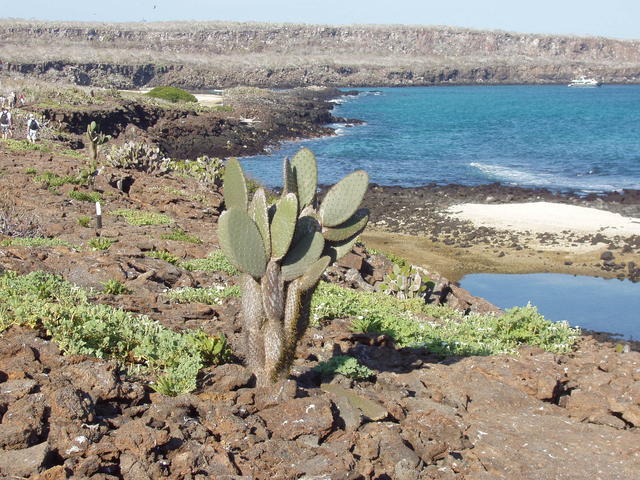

[600,251,615,261]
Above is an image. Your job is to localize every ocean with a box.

[240,85,640,192]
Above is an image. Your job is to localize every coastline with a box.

[358,183,640,283]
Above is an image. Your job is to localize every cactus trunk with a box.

[241,267,319,386]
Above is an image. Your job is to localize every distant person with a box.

[18,93,25,106]
[0,107,11,139]
[0,95,6,108]
[9,91,16,108]
[26,114,39,143]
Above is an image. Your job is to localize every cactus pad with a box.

[322,208,369,242]
[292,215,321,246]
[282,157,297,196]
[291,148,318,210]
[324,231,361,263]
[281,230,325,281]
[319,170,369,227]
[223,158,248,211]
[299,255,331,291]
[270,193,298,260]
[249,188,271,258]
[218,209,267,278]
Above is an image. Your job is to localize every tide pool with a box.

[459,273,640,339]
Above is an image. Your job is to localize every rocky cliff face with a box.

[2,20,639,88]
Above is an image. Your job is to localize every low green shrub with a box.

[164,285,241,305]
[69,190,102,203]
[89,237,116,250]
[25,168,37,175]
[102,279,131,295]
[77,216,91,228]
[3,139,51,152]
[111,209,173,226]
[160,228,202,244]
[146,250,180,265]
[311,282,580,356]
[0,270,231,396]
[0,236,75,249]
[145,86,197,103]
[165,156,224,185]
[35,171,86,188]
[313,355,374,381]
[179,250,238,275]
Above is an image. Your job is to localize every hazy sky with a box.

[4,0,639,39]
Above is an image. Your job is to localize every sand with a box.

[446,201,640,237]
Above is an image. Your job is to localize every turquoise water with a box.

[240,85,640,192]
[459,273,640,339]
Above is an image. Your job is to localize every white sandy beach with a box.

[447,202,640,237]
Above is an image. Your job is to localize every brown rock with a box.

[0,441,53,478]
[259,397,335,440]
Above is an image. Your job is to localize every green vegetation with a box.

[0,236,75,249]
[368,247,409,269]
[179,250,239,275]
[25,167,37,175]
[160,228,202,244]
[77,216,91,228]
[69,190,102,203]
[164,285,241,305]
[88,237,116,250]
[34,171,87,189]
[3,139,51,153]
[146,250,180,265]
[111,209,173,226]
[145,86,197,103]
[379,263,434,300]
[0,270,230,396]
[311,282,580,356]
[313,355,374,381]
[61,149,86,160]
[165,156,224,185]
[102,279,131,295]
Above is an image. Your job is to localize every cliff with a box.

[2,20,639,88]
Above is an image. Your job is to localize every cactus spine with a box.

[218,149,369,385]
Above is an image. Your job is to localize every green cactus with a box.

[379,264,435,300]
[217,149,369,385]
[85,121,111,173]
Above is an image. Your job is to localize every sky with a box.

[3,0,639,39]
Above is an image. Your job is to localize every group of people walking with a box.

[0,89,41,142]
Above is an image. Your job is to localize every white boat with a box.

[568,76,601,87]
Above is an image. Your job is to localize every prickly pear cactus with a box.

[217,148,369,385]
[379,264,434,300]
[86,121,111,171]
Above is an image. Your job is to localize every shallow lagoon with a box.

[459,273,640,339]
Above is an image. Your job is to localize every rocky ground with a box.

[0,134,639,479]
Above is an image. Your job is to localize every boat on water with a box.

[568,76,601,87]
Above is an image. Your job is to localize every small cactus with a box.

[218,148,369,385]
[86,121,111,172]
[379,264,435,300]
